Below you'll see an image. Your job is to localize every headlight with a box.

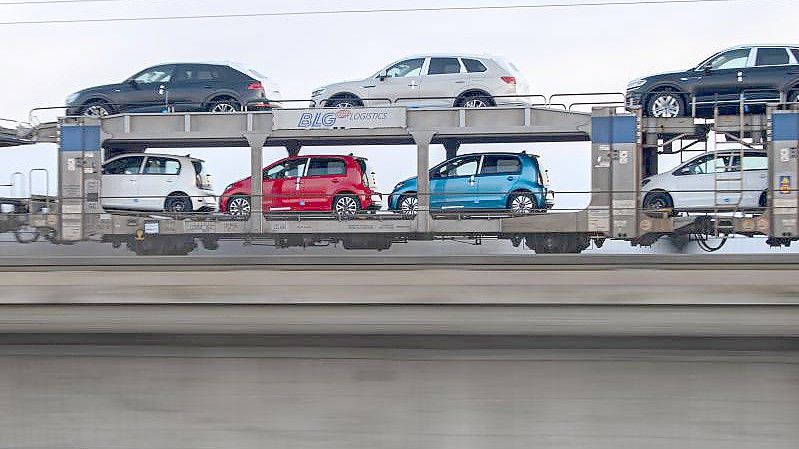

[627,79,647,90]
[65,92,80,105]
[311,88,326,97]
[393,182,405,191]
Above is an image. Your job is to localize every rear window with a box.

[192,160,204,175]
[792,49,799,63]
[462,58,487,73]
[307,158,347,176]
[428,58,461,75]
[756,48,790,66]
[481,155,521,175]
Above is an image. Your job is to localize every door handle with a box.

[455,80,466,84]
[331,179,340,183]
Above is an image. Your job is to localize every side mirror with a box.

[128,79,138,88]
[703,63,713,75]
[378,71,388,81]
[158,84,166,96]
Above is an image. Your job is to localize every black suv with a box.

[626,45,799,117]
[66,63,282,116]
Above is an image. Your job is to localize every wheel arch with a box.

[454,89,494,106]
[204,92,242,108]
[325,92,363,106]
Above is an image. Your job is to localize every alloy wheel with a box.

[211,103,238,113]
[334,196,359,218]
[228,197,251,217]
[83,105,110,117]
[399,196,418,217]
[463,98,489,108]
[650,94,681,118]
[510,194,535,215]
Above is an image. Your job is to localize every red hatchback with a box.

[220,155,381,216]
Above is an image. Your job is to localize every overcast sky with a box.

[0,0,796,212]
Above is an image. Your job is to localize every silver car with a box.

[311,54,530,108]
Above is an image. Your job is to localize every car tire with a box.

[456,92,495,108]
[642,191,674,216]
[327,95,362,108]
[508,192,538,215]
[80,100,113,117]
[227,196,251,219]
[398,194,418,218]
[164,194,193,214]
[208,98,240,113]
[333,195,360,219]
[645,89,686,118]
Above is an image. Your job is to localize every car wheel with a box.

[165,194,193,213]
[509,192,537,215]
[456,93,495,108]
[327,96,362,108]
[643,191,674,216]
[398,195,418,218]
[646,89,685,118]
[227,196,251,218]
[333,195,360,219]
[208,99,240,113]
[80,101,113,117]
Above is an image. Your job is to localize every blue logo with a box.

[298,112,337,128]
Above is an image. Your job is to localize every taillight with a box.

[501,76,516,85]
[247,81,263,90]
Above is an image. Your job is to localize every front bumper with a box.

[365,193,383,210]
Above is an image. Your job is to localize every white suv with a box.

[101,153,217,213]
[311,54,529,108]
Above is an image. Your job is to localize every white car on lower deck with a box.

[101,153,217,213]
[641,150,769,212]
[311,54,530,108]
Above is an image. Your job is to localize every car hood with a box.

[75,83,123,95]
[630,69,693,84]
[314,78,372,95]
[393,176,417,189]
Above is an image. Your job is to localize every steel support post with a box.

[244,132,270,234]
[286,140,302,157]
[642,133,659,178]
[410,130,435,234]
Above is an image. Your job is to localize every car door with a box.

[138,156,182,210]
[418,57,465,107]
[674,153,736,209]
[101,156,144,209]
[693,48,752,107]
[477,155,523,209]
[303,157,348,210]
[118,64,176,112]
[170,64,221,112]
[430,155,480,210]
[262,160,287,211]
[364,58,425,106]
[739,152,769,207]
[271,158,308,211]
[741,48,793,105]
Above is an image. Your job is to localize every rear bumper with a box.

[193,194,218,212]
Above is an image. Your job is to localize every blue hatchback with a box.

[388,152,551,215]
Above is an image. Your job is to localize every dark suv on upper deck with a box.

[65,62,282,117]
[626,45,799,117]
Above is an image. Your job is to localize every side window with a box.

[384,59,425,78]
[103,156,144,175]
[792,49,799,63]
[143,157,181,175]
[434,156,480,178]
[480,155,521,175]
[462,58,488,73]
[677,155,712,175]
[428,58,462,75]
[755,48,790,66]
[282,159,307,178]
[175,65,220,83]
[742,154,768,171]
[264,162,286,180]
[307,158,347,177]
[132,65,174,84]
[706,48,750,70]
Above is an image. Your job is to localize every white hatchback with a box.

[101,153,217,213]
[311,54,529,108]
[641,150,769,212]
